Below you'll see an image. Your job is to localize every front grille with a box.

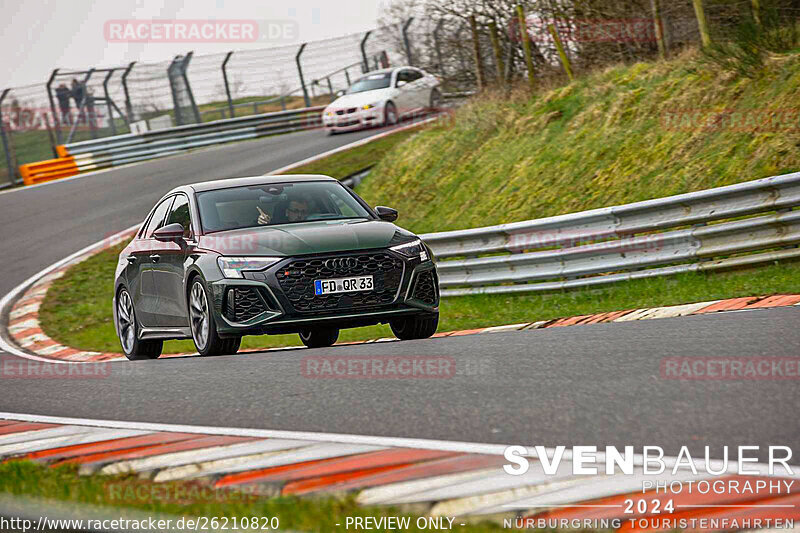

[347,107,357,114]
[275,252,403,313]
[224,287,268,322]
[411,270,437,305]
[335,109,345,115]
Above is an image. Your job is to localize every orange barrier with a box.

[18,156,78,186]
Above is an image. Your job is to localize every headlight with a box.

[217,256,280,278]
[325,111,334,116]
[362,103,376,110]
[390,239,429,261]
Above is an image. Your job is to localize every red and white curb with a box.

[3,218,800,363]
[0,412,797,529]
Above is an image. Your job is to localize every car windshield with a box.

[196,181,373,233]
[346,72,391,94]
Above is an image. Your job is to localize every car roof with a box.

[175,174,338,194]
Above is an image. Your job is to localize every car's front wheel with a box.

[384,101,398,126]
[299,327,339,348]
[117,288,162,360]
[189,278,230,357]
[390,313,439,340]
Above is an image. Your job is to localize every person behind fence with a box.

[71,79,84,123]
[55,84,72,125]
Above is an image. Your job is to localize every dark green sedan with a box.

[113,175,439,359]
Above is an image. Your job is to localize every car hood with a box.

[198,219,416,256]
[326,88,397,109]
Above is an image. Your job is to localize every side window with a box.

[143,197,174,239]
[396,70,410,86]
[408,69,424,82]
[166,194,192,238]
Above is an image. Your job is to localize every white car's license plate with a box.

[315,275,373,295]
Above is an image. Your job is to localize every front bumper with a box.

[208,249,438,336]
[322,107,384,132]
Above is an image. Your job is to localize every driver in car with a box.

[257,197,310,225]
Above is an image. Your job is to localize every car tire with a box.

[221,336,242,355]
[116,288,163,360]
[390,313,439,340]
[384,101,398,126]
[188,277,227,357]
[429,88,442,111]
[299,327,339,348]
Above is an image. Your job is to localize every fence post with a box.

[433,20,445,77]
[167,55,185,126]
[0,89,18,185]
[296,43,311,107]
[516,5,536,91]
[402,18,415,66]
[692,0,712,47]
[751,0,762,28]
[344,68,351,86]
[46,69,62,144]
[326,77,335,103]
[651,0,667,59]
[548,24,574,81]
[488,21,505,85]
[121,62,135,123]
[102,69,117,135]
[469,15,485,91]
[181,52,201,123]
[222,51,235,119]
[81,69,98,139]
[360,31,371,73]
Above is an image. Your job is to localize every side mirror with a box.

[375,206,398,222]
[153,222,185,241]
[396,80,407,88]
[335,89,345,98]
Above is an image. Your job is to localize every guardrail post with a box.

[433,20,445,76]
[517,5,536,91]
[651,0,667,59]
[548,24,574,81]
[181,52,201,123]
[296,43,311,108]
[0,89,18,185]
[222,51,235,119]
[402,18,415,66]
[360,31,372,73]
[692,0,712,47]
[488,21,505,85]
[469,15,485,91]
[121,62,135,123]
[102,69,117,135]
[46,69,62,144]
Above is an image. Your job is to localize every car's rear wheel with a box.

[189,278,228,357]
[299,327,339,348]
[117,288,162,360]
[429,88,442,110]
[384,101,398,126]
[390,313,439,340]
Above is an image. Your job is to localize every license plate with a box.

[315,275,373,295]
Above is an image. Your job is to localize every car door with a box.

[151,193,193,327]
[393,69,416,117]
[131,196,174,327]
[405,68,427,111]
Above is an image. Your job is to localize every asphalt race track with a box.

[1,121,798,461]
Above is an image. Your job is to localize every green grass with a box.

[284,125,425,180]
[37,237,800,355]
[355,49,800,234]
[0,461,508,532]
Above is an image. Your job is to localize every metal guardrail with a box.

[58,106,325,174]
[421,172,800,297]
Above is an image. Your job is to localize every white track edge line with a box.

[0,224,140,363]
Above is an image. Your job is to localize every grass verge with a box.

[37,237,800,355]
[0,461,506,532]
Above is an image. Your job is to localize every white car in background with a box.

[322,67,442,133]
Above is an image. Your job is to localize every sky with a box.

[1,0,386,89]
